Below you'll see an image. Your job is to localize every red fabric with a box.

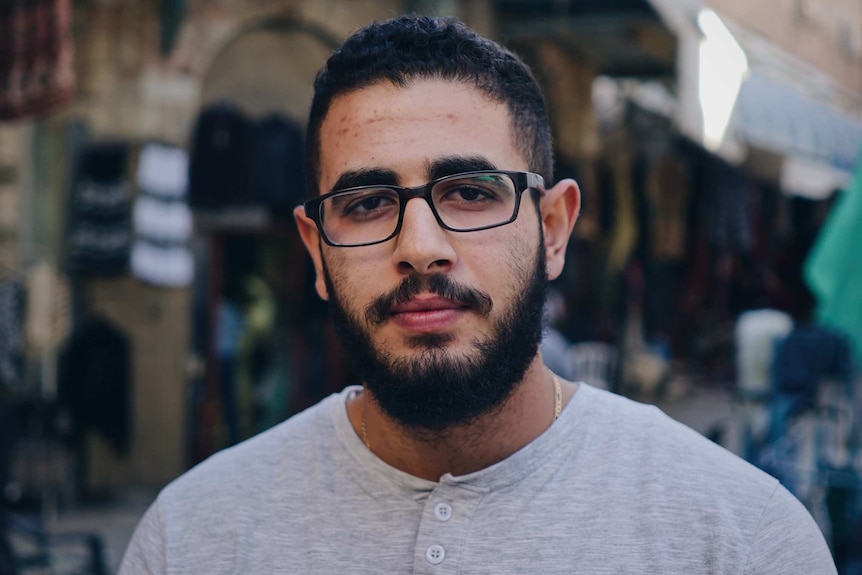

[0,0,74,120]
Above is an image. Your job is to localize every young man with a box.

[120,16,836,573]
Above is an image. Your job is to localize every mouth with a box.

[387,296,469,333]
[365,273,493,327]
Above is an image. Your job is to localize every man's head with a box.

[305,15,554,198]
[295,15,579,433]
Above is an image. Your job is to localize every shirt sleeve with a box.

[744,483,837,575]
[118,501,167,575]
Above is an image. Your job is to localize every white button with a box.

[425,544,445,564]
[434,502,453,521]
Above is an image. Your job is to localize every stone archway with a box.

[188,16,342,459]
[200,17,339,122]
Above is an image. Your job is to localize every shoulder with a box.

[119,389,370,570]
[550,386,835,572]
[744,483,837,574]
[565,386,787,524]
[156,390,345,513]
[582,386,778,491]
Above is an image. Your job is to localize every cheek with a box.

[503,239,540,292]
[470,229,540,302]
[322,250,383,308]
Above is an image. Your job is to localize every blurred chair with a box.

[732,309,793,458]
[767,325,854,464]
[755,325,859,548]
[0,395,108,575]
[567,342,618,391]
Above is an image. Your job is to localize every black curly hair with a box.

[304,15,553,198]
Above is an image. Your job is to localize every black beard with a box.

[323,242,548,433]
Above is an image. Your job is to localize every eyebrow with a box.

[330,168,399,192]
[329,155,500,193]
[427,156,499,181]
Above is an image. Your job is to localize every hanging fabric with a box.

[0,275,25,391]
[188,102,254,209]
[702,157,753,252]
[646,152,690,261]
[64,141,132,276]
[0,0,75,120]
[132,142,193,287]
[251,113,305,212]
[805,162,862,366]
[159,0,186,55]
[188,104,307,212]
[57,316,132,455]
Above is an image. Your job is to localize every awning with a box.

[646,0,862,195]
[729,20,862,185]
[494,0,678,77]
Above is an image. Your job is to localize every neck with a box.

[347,358,574,481]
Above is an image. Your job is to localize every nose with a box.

[391,197,457,274]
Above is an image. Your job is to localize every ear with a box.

[540,178,580,281]
[293,205,330,301]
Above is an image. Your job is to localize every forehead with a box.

[317,79,526,192]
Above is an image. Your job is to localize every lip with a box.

[388,296,467,332]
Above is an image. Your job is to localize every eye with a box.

[338,190,398,220]
[450,185,490,202]
[436,176,510,208]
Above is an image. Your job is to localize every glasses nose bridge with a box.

[392,181,448,237]
[397,182,439,218]
[399,182,434,204]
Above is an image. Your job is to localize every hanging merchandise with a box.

[251,114,305,212]
[771,325,854,414]
[605,147,638,272]
[805,160,862,365]
[136,141,189,202]
[159,0,186,55]
[0,276,25,391]
[642,149,690,345]
[188,103,306,213]
[132,142,193,287]
[646,152,689,262]
[733,309,794,459]
[0,0,75,120]
[57,316,131,455]
[64,142,132,276]
[130,241,192,287]
[702,157,753,253]
[188,102,254,209]
[25,260,71,354]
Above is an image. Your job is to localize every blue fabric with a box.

[772,326,853,399]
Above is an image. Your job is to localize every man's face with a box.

[299,79,550,431]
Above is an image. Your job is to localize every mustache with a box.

[365,273,493,325]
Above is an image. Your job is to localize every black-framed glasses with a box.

[303,170,544,247]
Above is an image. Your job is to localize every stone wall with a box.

[0,126,24,274]
[4,0,512,490]
[60,0,404,489]
[707,0,862,96]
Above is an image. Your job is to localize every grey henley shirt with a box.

[120,384,836,574]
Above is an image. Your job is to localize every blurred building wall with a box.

[707,0,862,96]
[0,128,24,275]
[6,0,507,493]
[20,0,852,495]
[72,0,412,490]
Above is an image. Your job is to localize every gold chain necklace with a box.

[552,373,562,420]
[361,408,370,449]
[361,373,563,450]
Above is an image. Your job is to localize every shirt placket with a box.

[412,481,485,575]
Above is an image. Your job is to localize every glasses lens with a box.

[432,173,518,231]
[316,173,523,246]
[320,188,400,246]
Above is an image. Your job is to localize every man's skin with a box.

[294,78,581,482]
